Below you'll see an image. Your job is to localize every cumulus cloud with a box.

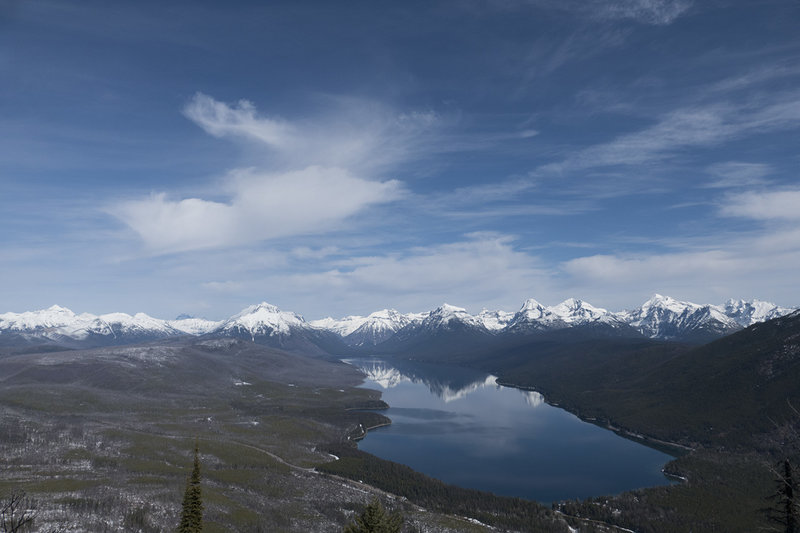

[115,166,403,253]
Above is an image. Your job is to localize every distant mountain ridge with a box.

[0,295,794,353]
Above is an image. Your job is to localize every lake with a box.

[345,357,675,504]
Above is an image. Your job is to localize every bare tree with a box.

[1,491,34,533]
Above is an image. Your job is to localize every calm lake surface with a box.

[346,357,674,504]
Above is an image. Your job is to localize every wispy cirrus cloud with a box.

[183,92,439,173]
[597,0,692,25]
[704,162,772,189]
[499,0,692,25]
[539,91,800,175]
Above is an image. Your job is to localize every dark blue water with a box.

[346,357,675,504]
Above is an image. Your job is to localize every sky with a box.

[1,0,799,320]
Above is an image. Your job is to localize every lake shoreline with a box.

[495,378,693,457]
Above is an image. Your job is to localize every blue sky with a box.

[2,0,799,319]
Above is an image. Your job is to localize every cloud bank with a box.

[113,94,418,253]
[115,166,402,253]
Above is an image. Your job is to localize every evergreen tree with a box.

[768,459,798,533]
[344,498,403,533]
[177,441,203,533]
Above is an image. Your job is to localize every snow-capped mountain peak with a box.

[723,298,791,327]
[219,302,306,338]
[507,298,558,331]
[519,298,547,315]
[476,309,514,331]
[1,296,795,351]
[424,304,483,330]
[624,294,739,341]
[0,305,183,345]
[168,317,221,335]
[550,298,610,323]
[343,309,418,346]
[232,302,286,318]
[309,315,368,336]
[310,309,426,346]
[640,294,698,314]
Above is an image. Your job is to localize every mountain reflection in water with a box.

[346,357,544,407]
[344,357,673,504]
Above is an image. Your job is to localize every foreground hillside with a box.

[0,339,535,532]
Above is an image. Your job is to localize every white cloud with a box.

[719,189,800,221]
[202,280,244,292]
[564,250,743,284]
[183,93,295,149]
[562,223,800,308]
[112,93,436,253]
[290,246,341,260]
[114,166,403,253]
[268,234,554,314]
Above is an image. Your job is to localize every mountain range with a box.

[0,295,794,354]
